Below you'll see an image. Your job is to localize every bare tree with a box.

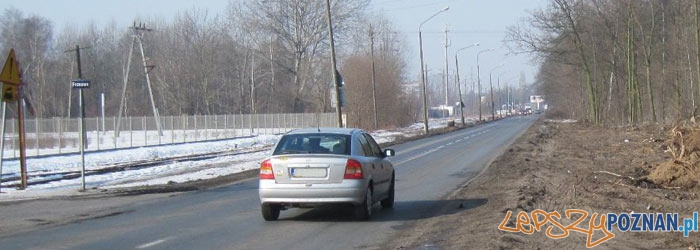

[0,8,53,117]
[235,0,368,112]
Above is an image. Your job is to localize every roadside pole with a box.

[79,86,85,191]
[325,0,343,128]
[66,45,90,191]
[17,97,27,189]
[0,49,25,189]
[0,102,5,193]
[72,78,89,191]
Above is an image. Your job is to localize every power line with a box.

[370,0,457,12]
[405,30,506,34]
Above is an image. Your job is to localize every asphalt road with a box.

[0,115,537,250]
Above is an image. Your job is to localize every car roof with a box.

[285,127,362,135]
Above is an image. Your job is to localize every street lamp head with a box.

[490,63,505,73]
[456,43,479,54]
[419,6,450,31]
[478,48,493,55]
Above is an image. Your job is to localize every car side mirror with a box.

[383,149,395,158]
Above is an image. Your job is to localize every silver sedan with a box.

[258,128,395,221]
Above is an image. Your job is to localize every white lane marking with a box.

[395,146,441,165]
[137,237,174,249]
[394,127,494,165]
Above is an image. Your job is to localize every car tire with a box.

[261,204,280,221]
[381,173,395,208]
[355,187,372,221]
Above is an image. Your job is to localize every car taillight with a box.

[260,159,275,180]
[344,159,363,179]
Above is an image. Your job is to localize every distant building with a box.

[430,105,454,118]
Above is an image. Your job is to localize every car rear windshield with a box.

[273,133,351,155]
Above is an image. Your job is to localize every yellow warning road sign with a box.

[0,49,21,85]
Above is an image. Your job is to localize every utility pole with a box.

[490,72,495,120]
[477,63,482,121]
[251,54,256,114]
[497,76,502,118]
[65,45,90,148]
[116,34,135,140]
[269,37,276,111]
[369,24,378,129]
[476,49,494,121]
[325,0,343,127]
[507,84,511,116]
[116,23,162,138]
[443,24,450,107]
[135,24,162,137]
[65,45,90,191]
[455,43,479,126]
[471,68,476,117]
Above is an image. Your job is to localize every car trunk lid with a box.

[269,155,348,184]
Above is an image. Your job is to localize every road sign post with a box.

[17,97,27,189]
[0,49,27,190]
[0,102,4,193]
[72,79,89,191]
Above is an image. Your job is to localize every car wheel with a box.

[261,204,280,221]
[381,173,395,208]
[355,186,372,221]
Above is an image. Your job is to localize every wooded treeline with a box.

[509,0,700,125]
[0,0,415,130]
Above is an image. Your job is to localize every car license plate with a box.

[291,168,327,178]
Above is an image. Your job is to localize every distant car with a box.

[258,128,396,221]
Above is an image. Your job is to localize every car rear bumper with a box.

[259,179,367,206]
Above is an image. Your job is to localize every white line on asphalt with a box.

[395,127,493,165]
[137,237,174,249]
[395,146,441,165]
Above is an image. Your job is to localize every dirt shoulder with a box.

[386,119,700,249]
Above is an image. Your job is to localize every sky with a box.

[2,0,547,88]
[368,0,548,86]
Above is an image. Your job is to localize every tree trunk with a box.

[556,0,599,124]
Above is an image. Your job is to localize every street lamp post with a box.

[455,43,479,125]
[419,6,449,134]
[495,72,510,118]
[489,64,504,121]
[476,49,493,122]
